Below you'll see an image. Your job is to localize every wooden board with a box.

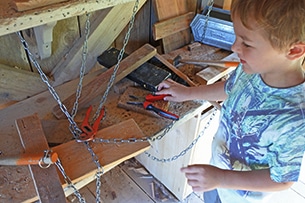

[0,0,143,37]
[16,114,66,203]
[118,86,170,118]
[0,64,49,102]
[52,119,150,196]
[153,0,192,53]
[85,166,155,203]
[153,11,195,40]
[12,0,69,12]
[52,43,157,119]
[195,52,239,85]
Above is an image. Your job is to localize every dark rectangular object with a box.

[97,48,171,92]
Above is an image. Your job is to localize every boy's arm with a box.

[181,164,294,192]
[157,79,227,102]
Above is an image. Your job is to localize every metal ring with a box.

[38,158,51,169]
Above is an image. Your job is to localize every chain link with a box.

[145,108,218,163]
[92,0,139,122]
[16,31,82,138]
[201,0,214,42]
[71,13,91,121]
[55,159,86,203]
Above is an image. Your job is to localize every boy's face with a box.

[231,15,288,75]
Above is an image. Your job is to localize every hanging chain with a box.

[16,31,82,138]
[91,0,139,122]
[145,108,218,163]
[71,13,91,121]
[55,159,86,203]
[201,0,214,42]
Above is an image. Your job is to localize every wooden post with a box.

[15,114,66,203]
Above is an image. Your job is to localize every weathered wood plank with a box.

[52,43,157,119]
[52,119,150,197]
[51,0,147,85]
[12,0,69,12]
[0,0,144,37]
[85,166,155,203]
[0,64,49,102]
[153,12,194,40]
[16,114,66,203]
[0,34,31,72]
[153,0,192,53]
[114,0,150,55]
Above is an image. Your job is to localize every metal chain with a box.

[71,13,91,120]
[201,0,214,42]
[92,0,139,122]
[55,159,86,203]
[16,31,82,138]
[92,119,176,143]
[144,108,218,163]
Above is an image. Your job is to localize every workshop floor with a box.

[67,157,305,203]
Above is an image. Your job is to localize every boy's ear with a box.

[287,43,305,60]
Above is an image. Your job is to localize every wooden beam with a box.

[12,0,69,12]
[15,114,66,203]
[51,0,147,85]
[52,43,157,119]
[0,0,144,37]
[52,119,150,196]
[153,12,195,41]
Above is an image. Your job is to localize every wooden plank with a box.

[153,0,192,53]
[85,166,155,203]
[0,64,49,102]
[136,115,201,200]
[52,43,157,119]
[15,114,66,203]
[223,0,232,10]
[0,34,31,72]
[52,119,150,196]
[153,12,195,40]
[51,0,147,85]
[120,159,179,202]
[41,119,72,145]
[114,0,150,55]
[13,0,69,12]
[0,0,142,37]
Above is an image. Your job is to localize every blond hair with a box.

[231,0,305,51]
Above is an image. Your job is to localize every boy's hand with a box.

[181,164,224,192]
[156,79,191,102]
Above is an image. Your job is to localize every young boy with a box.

[156,0,305,202]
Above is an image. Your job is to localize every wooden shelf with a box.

[0,0,137,36]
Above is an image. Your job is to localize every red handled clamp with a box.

[77,105,105,142]
[127,94,179,120]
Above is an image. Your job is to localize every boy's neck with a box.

[261,65,305,88]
